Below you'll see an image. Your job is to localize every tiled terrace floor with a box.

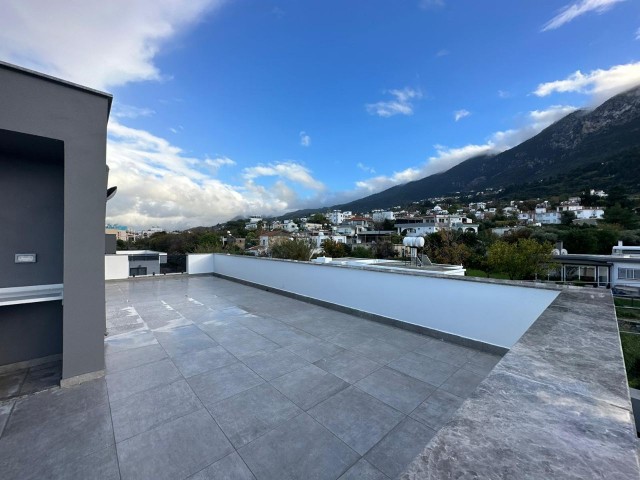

[0,276,501,480]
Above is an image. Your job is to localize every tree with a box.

[270,239,313,261]
[371,240,397,259]
[424,231,471,265]
[381,219,395,230]
[308,213,328,225]
[116,239,127,250]
[560,211,576,226]
[603,204,639,229]
[321,239,348,258]
[487,238,553,280]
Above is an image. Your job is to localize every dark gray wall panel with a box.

[0,302,62,365]
[0,140,63,288]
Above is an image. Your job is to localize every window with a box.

[618,268,640,280]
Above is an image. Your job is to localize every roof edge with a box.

[0,60,113,112]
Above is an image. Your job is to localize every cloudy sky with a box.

[2,0,640,229]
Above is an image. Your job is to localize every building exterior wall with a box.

[105,255,129,280]
[0,63,111,380]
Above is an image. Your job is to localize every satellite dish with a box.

[107,186,117,201]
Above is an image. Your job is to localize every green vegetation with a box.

[321,239,348,258]
[621,332,640,389]
[487,238,553,280]
[465,269,510,280]
[270,239,313,261]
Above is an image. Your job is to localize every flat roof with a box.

[0,60,113,112]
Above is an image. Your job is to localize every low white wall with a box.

[105,255,129,280]
[187,254,215,275]
[212,255,559,349]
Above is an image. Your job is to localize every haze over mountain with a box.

[284,84,640,217]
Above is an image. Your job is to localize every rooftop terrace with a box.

[0,275,500,479]
[1,261,638,479]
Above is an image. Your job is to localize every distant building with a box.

[372,210,395,223]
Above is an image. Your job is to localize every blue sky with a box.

[2,0,640,229]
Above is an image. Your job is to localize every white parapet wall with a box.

[211,254,560,349]
[187,254,215,275]
[105,254,129,280]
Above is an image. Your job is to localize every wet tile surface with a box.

[1,276,497,479]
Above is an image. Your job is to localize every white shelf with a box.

[0,284,63,306]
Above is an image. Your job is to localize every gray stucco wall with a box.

[0,302,62,365]
[0,63,111,380]
[0,136,64,288]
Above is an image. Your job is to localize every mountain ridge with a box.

[283,85,640,217]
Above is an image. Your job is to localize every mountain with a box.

[286,85,640,216]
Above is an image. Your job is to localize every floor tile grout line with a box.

[104,370,124,480]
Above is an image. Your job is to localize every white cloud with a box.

[436,49,450,57]
[106,121,325,229]
[366,87,423,117]
[299,131,311,147]
[498,90,512,99]
[205,156,236,170]
[113,104,155,119]
[242,162,325,192]
[351,104,577,195]
[454,109,471,121]
[533,61,640,101]
[0,0,226,90]
[636,27,640,40]
[542,0,625,31]
[356,162,376,174]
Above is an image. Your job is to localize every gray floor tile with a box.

[285,338,344,363]
[105,343,168,373]
[439,368,486,398]
[365,417,436,478]
[350,338,408,364]
[104,328,158,354]
[338,458,389,480]
[464,351,502,375]
[242,348,309,380]
[413,340,478,367]
[5,378,108,436]
[47,444,120,480]
[111,379,202,442]
[238,413,359,480]
[154,324,218,357]
[388,352,457,387]
[308,386,404,455]
[188,452,256,479]
[325,331,368,349]
[259,326,317,347]
[188,362,264,407]
[209,383,302,448]
[410,389,465,430]
[355,367,435,414]
[117,409,233,480]
[106,358,181,403]
[19,361,61,396]
[0,369,27,400]
[314,350,382,384]
[173,345,237,378]
[0,400,14,438]
[271,364,349,410]
[0,402,113,480]
[216,332,281,358]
